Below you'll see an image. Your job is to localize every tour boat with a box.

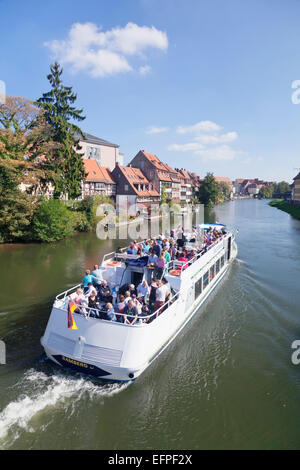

[40,224,237,382]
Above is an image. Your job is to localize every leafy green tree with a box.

[197,173,219,207]
[36,62,86,199]
[258,185,273,199]
[273,181,291,195]
[218,181,231,200]
[31,199,76,242]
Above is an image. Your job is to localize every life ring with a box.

[169,269,181,276]
[107,261,121,267]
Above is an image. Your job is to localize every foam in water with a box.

[0,368,129,447]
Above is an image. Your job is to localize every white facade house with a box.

[78,132,123,171]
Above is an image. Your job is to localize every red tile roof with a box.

[119,165,160,197]
[215,176,233,184]
[83,159,115,184]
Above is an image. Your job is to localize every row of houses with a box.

[80,135,203,213]
[233,178,274,196]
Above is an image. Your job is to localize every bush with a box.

[31,199,76,242]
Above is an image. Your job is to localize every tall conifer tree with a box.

[36,62,86,199]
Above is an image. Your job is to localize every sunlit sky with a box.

[1,0,300,182]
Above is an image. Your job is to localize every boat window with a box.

[203,271,209,289]
[221,255,225,268]
[195,277,202,298]
[210,265,215,280]
[216,258,220,274]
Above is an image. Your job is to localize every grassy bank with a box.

[268,199,300,220]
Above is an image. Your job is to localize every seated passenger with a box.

[124,290,132,305]
[74,288,85,309]
[98,280,113,303]
[154,279,166,314]
[115,294,125,311]
[131,294,142,314]
[105,303,117,322]
[127,243,137,255]
[137,280,150,303]
[88,292,100,318]
[123,300,139,325]
[84,282,96,297]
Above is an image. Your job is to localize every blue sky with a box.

[1,0,300,182]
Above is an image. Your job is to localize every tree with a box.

[273,181,290,195]
[36,62,86,199]
[218,181,231,200]
[258,185,273,199]
[197,173,219,207]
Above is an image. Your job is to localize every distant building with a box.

[129,150,181,201]
[292,172,300,204]
[81,159,116,199]
[111,163,160,214]
[77,132,123,171]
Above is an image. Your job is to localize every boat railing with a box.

[64,289,181,325]
[55,284,82,302]
[166,236,227,276]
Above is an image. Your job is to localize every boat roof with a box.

[198,223,225,230]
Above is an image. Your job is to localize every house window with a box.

[125,184,128,191]
[87,146,101,163]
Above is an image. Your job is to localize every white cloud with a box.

[194,131,238,145]
[167,142,203,152]
[168,121,242,161]
[147,125,169,134]
[45,22,168,78]
[176,120,221,134]
[194,145,240,161]
[139,65,151,75]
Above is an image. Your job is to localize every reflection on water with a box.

[1,200,300,449]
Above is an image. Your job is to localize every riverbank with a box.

[268,199,300,220]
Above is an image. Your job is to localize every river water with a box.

[0,199,300,450]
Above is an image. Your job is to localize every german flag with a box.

[68,300,78,330]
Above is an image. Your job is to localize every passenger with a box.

[91,265,105,288]
[88,292,100,318]
[98,280,113,303]
[148,249,158,267]
[149,279,158,312]
[154,280,166,314]
[84,282,96,297]
[142,241,150,254]
[140,303,150,323]
[137,280,150,303]
[105,303,117,322]
[152,240,162,257]
[163,246,171,264]
[114,294,125,313]
[155,253,166,279]
[124,290,132,305]
[177,252,188,270]
[116,246,123,253]
[131,294,142,314]
[123,300,139,325]
[82,269,98,289]
[127,243,137,255]
[74,288,85,309]
[137,246,143,257]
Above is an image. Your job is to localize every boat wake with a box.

[0,368,129,448]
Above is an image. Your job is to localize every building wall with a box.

[79,140,119,171]
[294,180,300,202]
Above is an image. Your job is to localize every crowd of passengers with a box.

[70,225,226,325]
